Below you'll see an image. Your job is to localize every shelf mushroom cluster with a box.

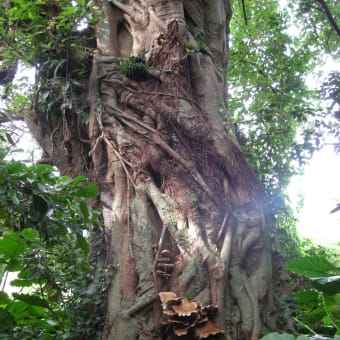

[156,249,174,280]
[159,292,224,338]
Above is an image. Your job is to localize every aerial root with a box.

[111,106,214,198]
[103,135,137,190]
[120,293,159,319]
[89,131,104,157]
[241,269,260,340]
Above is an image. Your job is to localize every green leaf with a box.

[72,176,87,184]
[11,193,20,205]
[32,194,49,219]
[79,201,89,222]
[311,276,340,295]
[0,232,27,260]
[0,263,6,281]
[287,256,340,278]
[12,293,49,308]
[10,279,38,287]
[32,163,53,174]
[260,333,295,340]
[0,307,15,330]
[0,292,11,305]
[295,290,319,308]
[6,162,27,175]
[75,183,99,198]
[76,234,89,256]
[20,228,39,240]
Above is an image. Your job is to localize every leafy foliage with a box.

[118,56,148,80]
[292,0,340,57]
[0,0,91,66]
[287,256,340,337]
[229,0,324,199]
[0,145,106,339]
[0,0,95,128]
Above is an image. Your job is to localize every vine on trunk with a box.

[87,4,277,336]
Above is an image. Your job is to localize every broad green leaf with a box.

[12,293,49,308]
[20,228,39,240]
[0,232,27,260]
[299,308,327,325]
[32,163,53,174]
[72,176,88,184]
[6,162,27,175]
[295,290,319,309]
[311,276,340,295]
[0,307,15,330]
[287,256,340,278]
[6,258,21,272]
[11,193,20,205]
[0,292,10,305]
[10,279,38,287]
[75,183,99,198]
[7,300,29,319]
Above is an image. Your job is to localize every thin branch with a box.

[88,131,104,157]
[240,0,248,25]
[316,0,340,37]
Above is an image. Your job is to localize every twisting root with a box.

[103,135,136,190]
[89,131,104,157]
[241,269,261,340]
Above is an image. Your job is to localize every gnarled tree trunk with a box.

[27,0,278,339]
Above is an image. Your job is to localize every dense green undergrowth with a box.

[0,146,106,339]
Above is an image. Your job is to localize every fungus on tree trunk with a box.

[25,0,280,338]
[159,292,223,338]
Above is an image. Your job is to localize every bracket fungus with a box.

[159,292,224,338]
[156,248,176,280]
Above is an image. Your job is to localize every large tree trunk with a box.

[27,0,278,339]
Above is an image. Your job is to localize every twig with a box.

[89,131,104,157]
[293,317,318,336]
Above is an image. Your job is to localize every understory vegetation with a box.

[0,0,339,339]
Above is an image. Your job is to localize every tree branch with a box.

[316,0,340,37]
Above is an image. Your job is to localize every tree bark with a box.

[26,0,278,339]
